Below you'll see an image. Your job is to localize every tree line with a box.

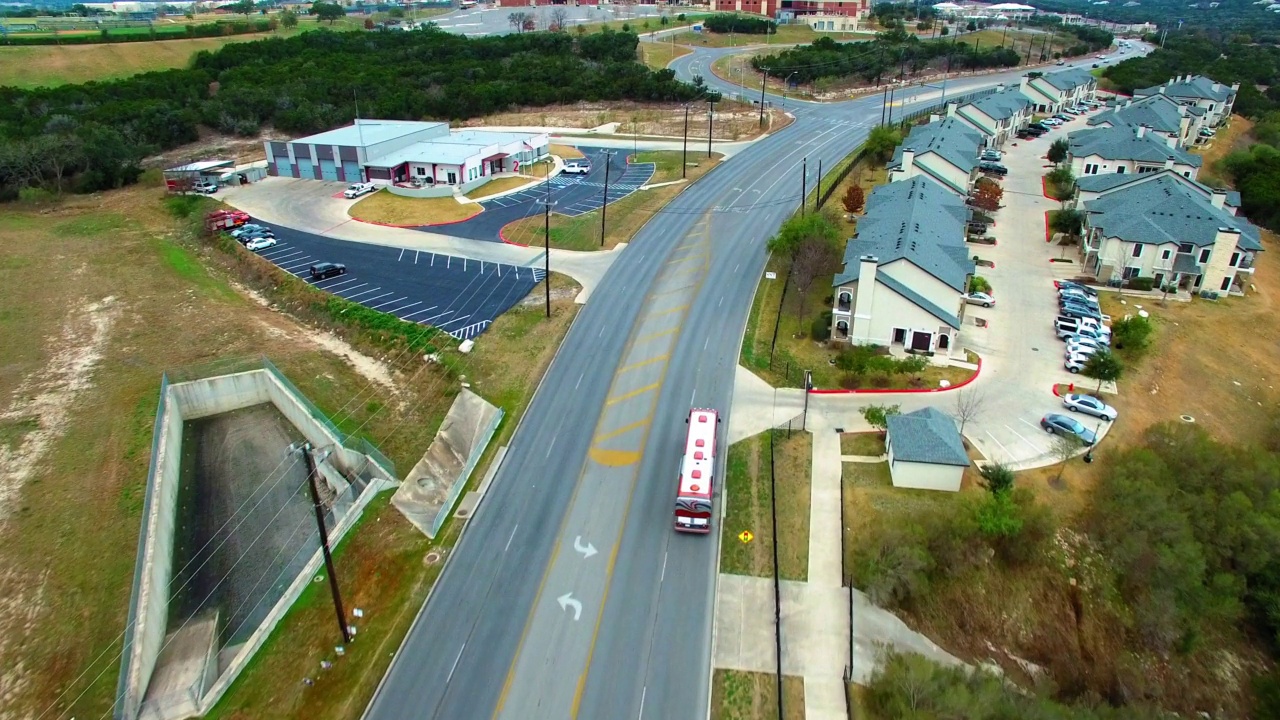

[752,29,1040,85]
[701,13,775,35]
[0,26,705,199]
[1103,33,1280,231]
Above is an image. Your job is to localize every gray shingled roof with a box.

[1083,173,1263,251]
[1135,74,1234,102]
[960,86,1032,123]
[1087,94,1184,135]
[1068,124,1202,167]
[833,175,974,291]
[1076,169,1241,209]
[889,117,984,176]
[1041,67,1096,92]
[887,407,970,467]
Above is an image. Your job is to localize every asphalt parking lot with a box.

[440,147,654,241]
[252,222,543,341]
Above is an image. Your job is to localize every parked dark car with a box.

[309,262,347,280]
[1040,413,1097,445]
[966,221,988,235]
[236,229,275,244]
[979,162,1008,176]
[1055,280,1099,297]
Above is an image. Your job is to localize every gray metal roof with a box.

[1135,74,1234,102]
[1041,67,1096,92]
[961,86,1032,123]
[364,140,482,167]
[291,120,447,148]
[887,407,971,467]
[1076,169,1241,208]
[1087,94,1184,134]
[833,175,974,292]
[889,117,984,175]
[1068,124,1202,167]
[1083,173,1263,251]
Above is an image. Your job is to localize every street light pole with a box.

[682,105,690,179]
[800,157,806,216]
[758,66,768,126]
[599,150,614,247]
[814,158,822,213]
[707,100,714,158]
[295,442,351,645]
[543,197,555,317]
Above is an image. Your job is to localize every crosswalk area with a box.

[478,158,655,218]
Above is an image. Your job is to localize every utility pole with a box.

[543,197,555,317]
[758,67,768,126]
[802,371,812,431]
[296,443,351,645]
[800,157,806,216]
[880,85,889,125]
[682,105,689,179]
[707,100,714,158]
[599,150,614,247]
[887,83,896,125]
[814,158,822,213]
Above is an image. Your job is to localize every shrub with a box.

[1126,276,1155,291]
[862,403,900,430]
[840,373,864,389]
[810,312,832,341]
[969,275,992,294]
[1112,314,1154,353]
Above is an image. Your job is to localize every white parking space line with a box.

[398,248,405,262]
[260,247,295,259]
[267,250,304,262]
[436,314,472,329]
[370,296,409,310]
[984,430,1013,461]
[401,305,438,320]
[280,258,314,271]
[386,300,422,315]
[1008,423,1046,454]
[343,287,381,300]
[361,291,395,304]
[319,277,360,291]
[422,309,456,323]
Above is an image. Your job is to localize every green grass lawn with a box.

[719,431,811,582]
[675,23,817,48]
[712,670,806,720]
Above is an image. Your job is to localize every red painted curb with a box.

[497,220,530,247]
[808,358,982,395]
[1041,176,1056,201]
[352,217,424,229]
[1044,211,1052,243]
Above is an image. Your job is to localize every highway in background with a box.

[363,38,1149,720]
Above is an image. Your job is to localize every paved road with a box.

[363,40,1152,720]
[440,148,653,242]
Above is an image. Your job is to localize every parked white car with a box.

[344,182,375,199]
[1065,352,1093,373]
[245,237,278,251]
[1066,342,1101,358]
[965,291,995,308]
[1062,393,1118,421]
[193,180,218,194]
[1042,117,1064,126]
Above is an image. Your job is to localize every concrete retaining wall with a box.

[116,366,400,720]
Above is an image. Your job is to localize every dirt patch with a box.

[144,127,270,170]
[1192,114,1254,185]
[462,101,787,142]
[0,295,119,526]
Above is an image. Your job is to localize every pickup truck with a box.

[344,182,375,199]
[1055,316,1111,341]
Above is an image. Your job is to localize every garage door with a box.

[275,159,293,177]
[342,161,361,182]
[319,159,339,181]
[910,331,932,352]
[297,159,314,180]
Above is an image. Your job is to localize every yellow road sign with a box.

[738,530,754,544]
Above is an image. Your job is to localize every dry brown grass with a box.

[549,143,585,159]
[711,670,806,720]
[462,101,787,142]
[0,33,271,88]
[347,189,480,226]
[639,40,692,70]
[840,432,885,457]
[1192,114,1254,186]
[720,431,811,582]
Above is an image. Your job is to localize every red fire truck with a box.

[675,408,720,533]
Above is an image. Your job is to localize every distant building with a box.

[952,85,1033,148]
[716,0,869,24]
[1018,67,1098,114]
[1067,123,1202,180]
[1133,74,1239,128]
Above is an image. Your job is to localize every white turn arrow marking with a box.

[573,536,598,559]
[558,593,583,621]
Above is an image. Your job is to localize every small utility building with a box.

[265,120,549,192]
[885,407,971,492]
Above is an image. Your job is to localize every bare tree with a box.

[951,386,986,437]
[549,6,568,31]
[788,234,843,320]
[1051,433,1083,485]
[508,11,528,32]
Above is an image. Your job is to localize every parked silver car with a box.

[1062,393,1118,421]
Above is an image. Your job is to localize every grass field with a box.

[464,175,537,200]
[840,432,885,457]
[1191,114,1253,186]
[0,33,275,87]
[0,182,579,719]
[348,189,479,226]
[711,670,806,720]
[504,151,722,251]
[639,39,692,70]
[719,431,811,582]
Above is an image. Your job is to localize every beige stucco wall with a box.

[887,442,963,492]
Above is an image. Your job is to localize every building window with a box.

[1221,277,1232,291]
[416,167,426,176]
[1131,244,1143,258]
[1230,251,1240,267]
[1161,249,1172,260]
[1123,266,1140,279]
[1116,166,1126,174]
[1084,163,1099,175]
[1199,248,1211,264]
[1183,171,1191,178]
